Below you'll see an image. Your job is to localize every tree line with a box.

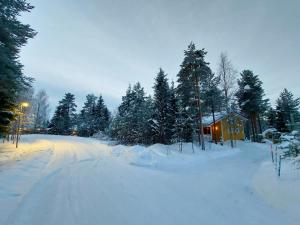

[46,42,300,148]
[1,1,299,148]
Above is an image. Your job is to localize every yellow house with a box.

[203,112,247,142]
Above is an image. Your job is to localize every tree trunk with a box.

[195,75,205,150]
[250,115,255,142]
[212,107,217,144]
[251,113,259,142]
[257,114,262,134]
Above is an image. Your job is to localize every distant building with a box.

[203,112,247,142]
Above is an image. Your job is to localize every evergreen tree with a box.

[176,42,211,149]
[236,70,268,141]
[110,83,152,145]
[275,89,300,132]
[48,93,77,135]
[94,95,110,133]
[77,94,97,136]
[110,85,133,142]
[0,0,36,135]
[266,107,277,128]
[150,68,172,144]
[168,82,177,143]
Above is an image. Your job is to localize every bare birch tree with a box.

[32,90,50,132]
[217,52,237,148]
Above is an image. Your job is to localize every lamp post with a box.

[16,102,29,148]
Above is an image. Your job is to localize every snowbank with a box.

[1,135,298,225]
[253,161,300,223]
[109,142,239,170]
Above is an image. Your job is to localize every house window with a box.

[228,128,234,133]
[203,127,211,134]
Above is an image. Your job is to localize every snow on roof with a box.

[202,112,227,125]
[202,111,247,126]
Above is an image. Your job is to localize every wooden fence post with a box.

[278,155,281,177]
[270,144,274,163]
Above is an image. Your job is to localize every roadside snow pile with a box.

[109,142,239,170]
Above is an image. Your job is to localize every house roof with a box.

[202,111,247,126]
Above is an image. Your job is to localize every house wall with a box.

[211,121,222,142]
[221,116,245,141]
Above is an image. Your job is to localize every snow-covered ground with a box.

[0,135,299,225]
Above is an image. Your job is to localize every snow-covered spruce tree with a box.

[110,85,133,142]
[77,94,97,137]
[275,89,300,132]
[176,42,211,149]
[110,83,152,145]
[0,0,36,136]
[94,95,110,133]
[236,70,268,142]
[150,68,173,144]
[48,93,77,135]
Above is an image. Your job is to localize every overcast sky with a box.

[20,0,300,113]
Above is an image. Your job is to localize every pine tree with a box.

[48,93,77,135]
[0,0,36,135]
[236,70,268,141]
[176,42,211,149]
[275,89,300,132]
[168,82,177,143]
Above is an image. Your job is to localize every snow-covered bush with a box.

[262,128,281,143]
[262,128,277,139]
[92,131,111,141]
[282,131,300,158]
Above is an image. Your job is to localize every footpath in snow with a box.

[0,134,299,225]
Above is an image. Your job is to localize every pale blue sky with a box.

[20,0,300,112]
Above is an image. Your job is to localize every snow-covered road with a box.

[0,135,298,225]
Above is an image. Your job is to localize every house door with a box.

[211,121,221,142]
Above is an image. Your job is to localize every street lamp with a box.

[16,102,29,148]
[21,102,29,108]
